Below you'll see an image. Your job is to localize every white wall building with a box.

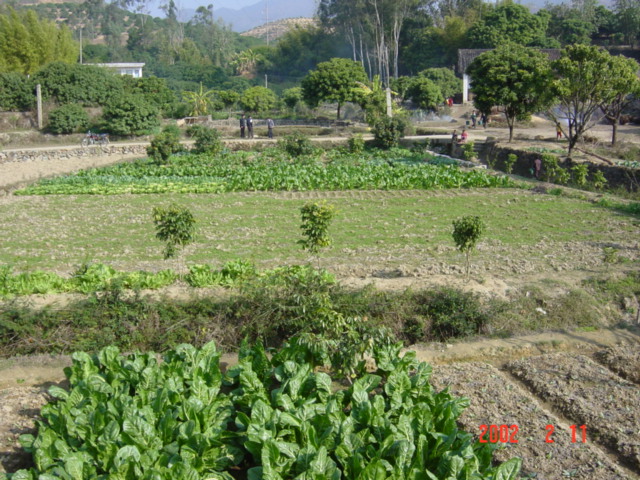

[88,63,145,78]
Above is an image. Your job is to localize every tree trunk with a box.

[337,103,341,120]
[611,118,618,146]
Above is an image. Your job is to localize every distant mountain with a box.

[241,17,316,41]
[178,0,317,32]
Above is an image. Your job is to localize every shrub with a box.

[372,116,406,149]
[298,201,336,256]
[152,203,196,259]
[187,125,223,155]
[102,94,160,136]
[147,125,183,163]
[47,104,89,134]
[462,141,475,161]
[278,132,316,157]
[240,85,277,113]
[347,134,365,154]
[0,72,34,111]
[504,153,517,173]
[425,288,489,340]
[452,215,486,277]
[541,153,569,184]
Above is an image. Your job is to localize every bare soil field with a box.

[508,352,640,473]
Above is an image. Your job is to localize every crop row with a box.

[0,260,275,297]
[7,341,521,479]
[16,150,513,195]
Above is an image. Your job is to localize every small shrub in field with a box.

[48,104,89,134]
[147,125,183,163]
[571,163,589,187]
[426,288,488,340]
[541,153,569,184]
[348,134,365,153]
[372,116,406,149]
[592,170,608,190]
[152,203,196,259]
[452,215,485,278]
[298,201,336,256]
[462,141,475,161]
[504,153,517,173]
[187,124,223,155]
[278,132,315,156]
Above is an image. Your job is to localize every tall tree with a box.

[466,3,554,48]
[615,0,640,46]
[551,45,619,154]
[318,0,421,85]
[467,44,555,142]
[599,54,640,145]
[301,57,367,119]
[0,8,76,74]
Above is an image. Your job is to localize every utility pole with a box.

[36,84,43,130]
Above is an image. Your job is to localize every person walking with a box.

[267,118,275,138]
[239,114,246,138]
[556,123,563,141]
[460,128,468,143]
[247,115,254,139]
[471,111,477,128]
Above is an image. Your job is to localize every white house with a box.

[88,63,145,78]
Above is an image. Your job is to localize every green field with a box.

[1,188,637,276]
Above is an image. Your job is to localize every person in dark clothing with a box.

[267,118,275,138]
[247,116,254,139]
[239,114,246,138]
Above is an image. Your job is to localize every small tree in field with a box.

[298,202,336,264]
[452,215,485,278]
[152,204,196,259]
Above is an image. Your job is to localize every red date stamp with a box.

[479,424,587,444]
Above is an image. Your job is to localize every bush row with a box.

[0,264,615,358]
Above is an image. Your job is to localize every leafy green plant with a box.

[347,134,365,154]
[102,93,160,136]
[277,132,316,157]
[298,201,336,259]
[602,246,619,264]
[541,153,570,184]
[152,204,196,259]
[571,163,589,187]
[10,341,521,480]
[185,260,256,287]
[146,125,183,163]
[592,170,608,190]
[372,116,406,149]
[504,153,518,174]
[452,215,486,278]
[462,141,475,161]
[187,125,223,155]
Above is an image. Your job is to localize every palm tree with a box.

[182,83,215,116]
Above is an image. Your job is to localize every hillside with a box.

[241,17,316,41]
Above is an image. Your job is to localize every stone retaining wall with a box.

[0,144,149,165]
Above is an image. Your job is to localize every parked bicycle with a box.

[81,132,109,147]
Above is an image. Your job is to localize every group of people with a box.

[451,128,468,144]
[239,114,275,139]
[470,110,488,129]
